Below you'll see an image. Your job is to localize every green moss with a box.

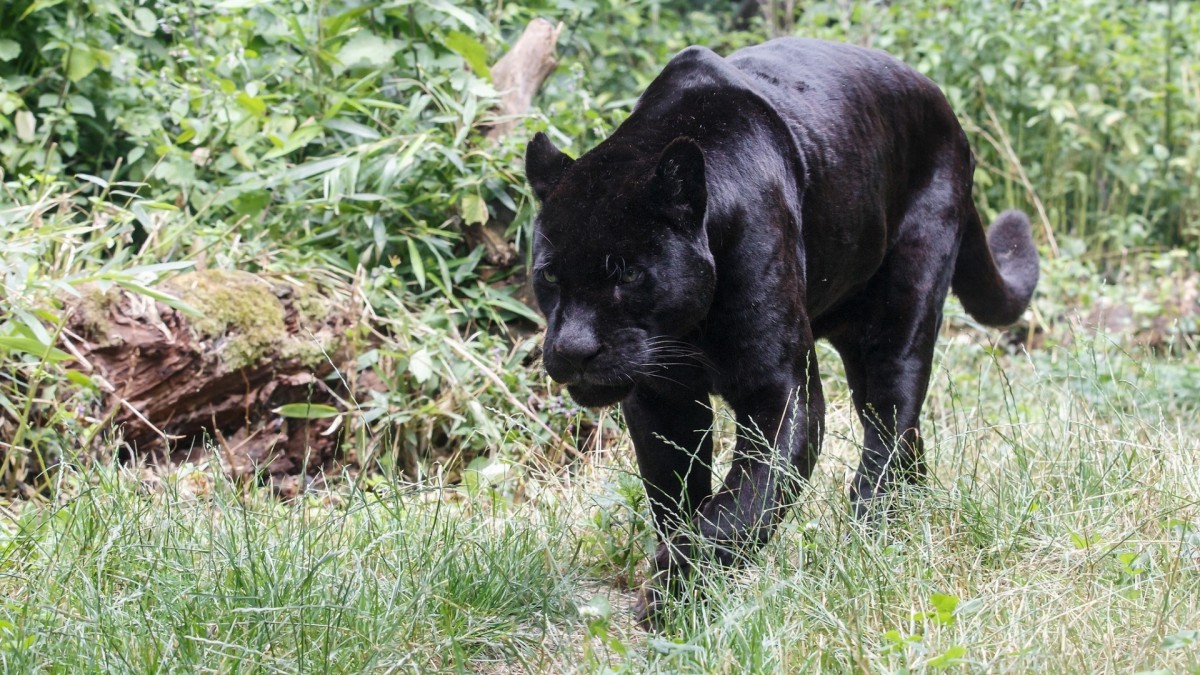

[284,283,341,368]
[163,270,344,371]
[165,271,288,371]
[294,285,332,325]
[280,338,328,368]
[74,285,120,344]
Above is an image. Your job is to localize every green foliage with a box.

[578,468,656,587]
[7,0,1189,275]
[791,0,1200,251]
[0,0,535,310]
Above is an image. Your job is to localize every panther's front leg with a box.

[622,375,715,628]
[634,349,825,627]
[623,378,715,538]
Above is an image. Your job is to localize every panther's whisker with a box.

[636,371,688,388]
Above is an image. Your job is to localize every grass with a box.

[0,467,584,672]
[2,322,1197,673]
[3,1,1197,670]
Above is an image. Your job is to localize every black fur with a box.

[526,38,1039,627]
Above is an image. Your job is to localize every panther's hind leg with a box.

[829,179,965,519]
[833,325,939,520]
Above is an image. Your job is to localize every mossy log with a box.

[66,270,362,487]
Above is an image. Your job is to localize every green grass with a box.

[0,468,584,672]
[3,329,1197,673]
[2,0,1198,671]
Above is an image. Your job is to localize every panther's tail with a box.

[951,209,1039,326]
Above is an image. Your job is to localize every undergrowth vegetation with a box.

[0,0,1198,670]
[2,335,1198,671]
[2,0,1197,477]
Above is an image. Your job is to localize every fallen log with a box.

[65,270,361,489]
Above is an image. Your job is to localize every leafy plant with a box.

[793,0,1200,251]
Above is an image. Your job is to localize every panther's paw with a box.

[632,582,668,631]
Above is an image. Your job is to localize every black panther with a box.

[525,38,1038,626]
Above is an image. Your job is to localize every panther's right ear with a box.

[525,132,574,202]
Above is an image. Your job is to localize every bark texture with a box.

[484,18,563,142]
[66,270,360,489]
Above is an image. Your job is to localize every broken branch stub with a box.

[484,18,563,141]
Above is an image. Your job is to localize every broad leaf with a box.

[0,337,72,363]
[274,403,341,419]
[408,348,433,383]
[66,48,99,82]
[0,39,20,62]
[336,31,400,71]
[444,31,490,81]
[460,192,488,225]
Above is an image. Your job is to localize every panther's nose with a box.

[555,333,601,372]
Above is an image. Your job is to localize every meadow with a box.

[1,0,1198,671]
[2,328,1198,672]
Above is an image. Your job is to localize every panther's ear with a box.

[653,136,707,228]
[525,132,574,202]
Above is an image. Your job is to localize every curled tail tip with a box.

[988,209,1039,287]
[988,208,1036,246]
[998,208,1030,223]
[954,208,1040,327]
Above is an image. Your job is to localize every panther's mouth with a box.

[565,380,633,408]
[540,349,635,406]
[543,333,683,406]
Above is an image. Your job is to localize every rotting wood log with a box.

[63,270,363,492]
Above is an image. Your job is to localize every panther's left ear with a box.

[526,132,574,202]
[653,136,707,228]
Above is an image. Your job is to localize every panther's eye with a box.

[539,268,559,285]
[618,267,642,284]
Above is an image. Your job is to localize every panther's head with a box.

[525,132,716,407]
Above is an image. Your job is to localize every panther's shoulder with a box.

[633,45,755,112]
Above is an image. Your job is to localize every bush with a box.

[1,0,1195,485]
[793,0,1200,252]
